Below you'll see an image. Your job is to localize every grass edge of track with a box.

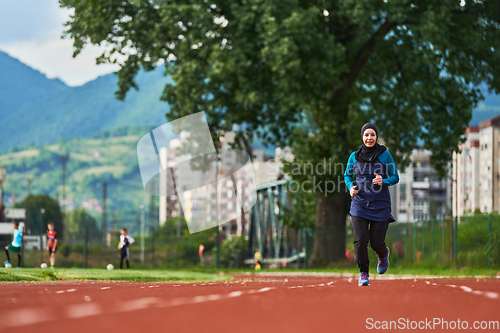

[0,268,231,283]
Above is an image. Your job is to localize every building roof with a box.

[465,126,479,134]
[479,114,500,129]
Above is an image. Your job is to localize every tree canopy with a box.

[60,0,500,265]
[18,194,63,236]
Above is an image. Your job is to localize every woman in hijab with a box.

[343,123,399,286]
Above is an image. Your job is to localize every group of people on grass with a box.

[3,221,58,269]
[3,221,135,269]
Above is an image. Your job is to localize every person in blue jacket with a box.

[344,123,399,286]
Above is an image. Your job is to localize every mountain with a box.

[0,60,172,152]
[0,51,69,120]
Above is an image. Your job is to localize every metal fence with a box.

[346,214,500,269]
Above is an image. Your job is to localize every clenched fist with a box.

[350,185,358,197]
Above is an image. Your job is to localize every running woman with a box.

[118,228,135,269]
[343,123,399,286]
[47,222,58,268]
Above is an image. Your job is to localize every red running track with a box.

[1,274,499,333]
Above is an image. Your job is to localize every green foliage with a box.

[155,217,216,267]
[66,208,100,243]
[0,133,147,221]
[18,194,63,237]
[60,0,500,175]
[216,236,248,268]
[278,186,316,230]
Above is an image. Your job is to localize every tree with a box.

[66,208,100,243]
[60,0,500,266]
[18,194,63,237]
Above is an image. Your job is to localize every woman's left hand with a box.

[372,173,383,185]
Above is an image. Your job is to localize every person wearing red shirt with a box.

[47,222,58,268]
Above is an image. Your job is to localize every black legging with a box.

[5,249,21,267]
[351,215,389,273]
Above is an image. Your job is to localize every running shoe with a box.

[377,247,390,274]
[358,272,370,286]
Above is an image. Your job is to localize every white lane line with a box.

[439,284,500,301]
[0,308,54,330]
[66,289,76,293]
[101,287,110,290]
[115,297,160,312]
[56,291,65,294]
[327,281,335,286]
[457,285,499,300]
[66,303,102,318]
[0,287,275,329]
[425,281,431,285]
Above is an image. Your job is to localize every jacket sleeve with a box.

[343,152,356,191]
[381,151,399,186]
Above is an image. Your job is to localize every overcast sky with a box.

[0,0,119,86]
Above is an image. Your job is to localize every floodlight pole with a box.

[140,204,145,265]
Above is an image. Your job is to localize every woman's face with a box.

[363,128,377,148]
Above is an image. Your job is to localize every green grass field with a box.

[192,266,500,278]
[0,268,230,283]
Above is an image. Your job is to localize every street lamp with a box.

[140,204,145,265]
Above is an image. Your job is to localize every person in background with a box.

[254,248,262,269]
[4,222,23,268]
[118,228,135,269]
[47,222,58,269]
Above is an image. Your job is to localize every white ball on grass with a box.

[40,263,48,269]
[106,264,114,270]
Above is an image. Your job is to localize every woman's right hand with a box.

[350,185,358,197]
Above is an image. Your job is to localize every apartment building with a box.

[452,126,480,216]
[452,114,500,215]
[396,148,450,222]
[479,115,500,213]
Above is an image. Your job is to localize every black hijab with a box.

[355,123,387,163]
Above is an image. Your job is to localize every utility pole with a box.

[11,185,15,224]
[149,181,155,268]
[140,204,145,265]
[102,183,107,246]
[0,166,5,205]
[60,154,70,239]
[215,130,223,270]
[26,176,33,196]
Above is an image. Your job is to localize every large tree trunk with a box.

[309,192,349,267]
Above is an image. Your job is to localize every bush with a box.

[215,236,248,268]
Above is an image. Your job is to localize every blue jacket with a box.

[344,150,399,222]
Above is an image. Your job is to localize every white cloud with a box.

[0,0,124,86]
[0,38,120,86]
